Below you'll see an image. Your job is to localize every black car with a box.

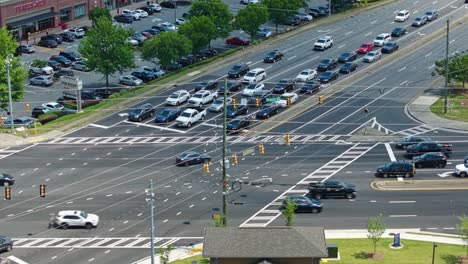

[381,42,399,54]
[200,48,218,57]
[218,81,242,94]
[31,105,50,118]
[317,58,338,71]
[255,103,280,119]
[37,39,58,48]
[391,27,407,37]
[339,62,358,74]
[406,142,452,157]
[0,173,14,186]
[142,28,160,35]
[160,1,176,8]
[263,50,284,63]
[176,151,211,166]
[273,79,295,94]
[41,34,63,44]
[308,180,356,199]
[228,62,250,78]
[114,14,133,23]
[318,71,338,83]
[139,6,154,15]
[50,55,72,67]
[227,117,250,133]
[309,7,327,17]
[283,196,323,213]
[299,80,321,94]
[248,89,272,106]
[375,161,415,178]
[413,152,447,168]
[154,108,182,123]
[128,103,155,122]
[60,32,75,42]
[162,62,182,72]
[59,50,82,62]
[177,55,197,67]
[0,235,13,252]
[395,136,431,149]
[195,80,218,91]
[131,70,156,82]
[226,104,248,118]
[287,16,301,26]
[47,60,62,71]
[53,69,74,79]
[338,52,357,63]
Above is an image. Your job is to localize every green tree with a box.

[457,215,468,256]
[79,17,135,87]
[188,0,233,38]
[179,16,217,53]
[159,244,175,264]
[282,198,296,226]
[89,6,112,25]
[434,54,468,88]
[367,214,385,256]
[141,32,191,68]
[263,0,303,33]
[235,4,269,39]
[0,27,28,111]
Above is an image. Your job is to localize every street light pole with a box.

[222,78,228,227]
[432,242,437,264]
[443,19,449,114]
[174,0,177,24]
[5,56,15,134]
[146,179,155,264]
[328,0,331,16]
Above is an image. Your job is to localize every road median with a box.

[371,179,468,191]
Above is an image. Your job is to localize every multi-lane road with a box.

[2,0,468,263]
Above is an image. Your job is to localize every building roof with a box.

[202,226,328,258]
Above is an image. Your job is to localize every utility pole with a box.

[146,180,156,264]
[443,19,449,114]
[5,56,14,134]
[431,242,437,264]
[328,0,331,16]
[174,0,177,25]
[222,78,228,227]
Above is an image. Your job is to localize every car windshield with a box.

[246,72,255,77]
[321,59,330,63]
[361,44,369,48]
[280,95,290,100]
[394,28,401,31]
[317,39,325,43]
[341,53,351,57]
[415,18,421,21]
[426,11,433,15]
[159,110,171,116]
[214,99,223,104]
[226,105,237,111]
[397,12,405,16]
[343,63,352,67]
[229,120,240,126]
[232,65,241,70]
[180,112,191,117]
[193,94,203,98]
[368,52,376,56]
[267,52,276,56]
[322,72,331,77]
[246,84,256,90]
[132,109,144,114]
[196,82,207,87]
[261,104,272,110]
[376,36,384,40]
[279,80,288,84]
[300,71,309,75]
[169,94,180,99]
[80,212,88,219]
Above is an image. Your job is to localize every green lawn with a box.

[169,239,466,264]
[431,94,468,122]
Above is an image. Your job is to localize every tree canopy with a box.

[235,4,269,39]
[263,0,303,32]
[434,53,468,88]
[188,0,233,38]
[141,32,191,67]
[89,6,112,25]
[178,16,217,53]
[79,17,135,87]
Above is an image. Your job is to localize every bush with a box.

[38,114,58,124]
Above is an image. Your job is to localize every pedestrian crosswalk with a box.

[45,134,352,145]
[239,143,378,228]
[12,237,203,249]
[395,124,435,137]
[0,146,33,160]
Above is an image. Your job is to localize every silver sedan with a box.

[119,75,143,86]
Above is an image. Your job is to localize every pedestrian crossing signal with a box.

[203,162,210,174]
[40,184,46,198]
[5,187,11,200]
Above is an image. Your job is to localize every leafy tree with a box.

[141,32,191,67]
[367,214,385,256]
[457,215,468,256]
[178,16,217,53]
[263,0,303,33]
[89,6,112,25]
[434,53,468,88]
[236,4,269,39]
[282,198,296,226]
[188,0,233,38]
[0,27,28,111]
[79,17,135,87]
[213,213,226,227]
[159,244,175,264]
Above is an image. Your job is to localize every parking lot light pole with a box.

[222,78,228,227]
[146,180,155,264]
[5,56,15,134]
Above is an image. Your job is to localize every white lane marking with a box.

[137,213,143,217]
[389,201,416,203]
[122,120,186,134]
[105,250,111,254]
[109,228,114,231]
[371,20,378,24]
[176,192,181,196]
[337,44,346,49]
[106,194,113,197]
[427,227,438,230]
[370,200,377,203]
[86,198,93,201]
[398,66,407,72]
[51,256,57,260]
[123,220,128,224]
[46,163,51,166]
[397,177,404,182]
[345,31,353,35]
[428,64,435,69]
[7,256,29,264]
[202,197,206,201]
[88,258,95,262]
[176,212,181,216]
[163,219,168,223]
[163,199,168,202]
[443,227,455,230]
[389,215,417,217]
[384,143,396,161]
[287,55,297,61]
[424,52,433,57]
[89,124,110,129]
[189,204,194,208]
[364,32,373,36]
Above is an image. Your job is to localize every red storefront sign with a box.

[15,0,47,14]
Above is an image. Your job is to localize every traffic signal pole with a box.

[222,78,228,226]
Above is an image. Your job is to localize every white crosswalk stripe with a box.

[0,146,32,160]
[12,237,203,249]
[395,125,435,136]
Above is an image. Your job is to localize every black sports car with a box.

[176,151,211,166]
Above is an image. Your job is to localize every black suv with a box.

[299,80,321,94]
[53,69,74,79]
[114,15,133,23]
[405,142,452,157]
[228,63,250,78]
[375,161,415,178]
[195,80,218,91]
[218,81,242,94]
[273,79,295,94]
[317,58,338,71]
[131,70,156,82]
[128,103,155,122]
[50,55,72,67]
[263,50,284,63]
[413,152,447,168]
[41,34,63,44]
[59,50,82,62]
[308,180,357,199]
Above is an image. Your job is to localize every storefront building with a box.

[0,0,104,40]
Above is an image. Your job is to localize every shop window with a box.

[74,4,86,19]
[37,17,54,31]
[60,8,72,23]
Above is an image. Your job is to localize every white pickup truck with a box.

[188,90,217,108]
[176,108,206,128]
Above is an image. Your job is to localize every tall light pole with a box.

[146,180,156,264]
[328,0,331,16]
[5,56,15,134]
[174,0,177,24]
[443,19,449,114]
[222,78,228,227]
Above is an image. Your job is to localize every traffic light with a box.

[231,154,238,165]
[5,187,11,200]
[286,97,291,106]
[25,103,30,112]
[40,184,46,197]
[259,144,265,155]
[232,98,237,109]
[255,97,260,108]
[203,162,210,174]
[284,134,290,146]
[319,96,324,104]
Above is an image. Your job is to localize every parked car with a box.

[59,50,82,62]
[395,136,432,149]
[287,16,301,26]
[339,62,358,74]
[308,180,356,199]
[299,80,321,94]
[147,4,162,12]
[18,44,35,53]
[318,71,339,83]
[375,161,414,178]
[122,9,141,20]
[166,90,190,106]
[30,75,54,86]
[139,6,154,15]
[49,55,72,67]
[119,75,143,86]
[228,62,250,78]
[131,70,156,82]
[37,39,58,48]
[0,173,14,186]
[273,79,295,94]
[227,117,250,133]
[48,60,62,71]
[381,42,399,54]
[54,210,99,229]
[59,32,75,42]
[255,103,280,119]
[29,62,54,75]
[72,61,90,71]
[356,42,374,54]
[153,22,176,32]
[134,9,149,18]
[160,1,177,8]
[226,36,250,46]
[42,102,64,111]
[282,196,323,213]
[176,151,211,166]
[114,14,134,23]
[256,27,272,38]
[53,69,74,79]
[338,52,357,63]
[31,105,51,118]
[128,103,155,122]
[154,108,182,123]
[41,34,62,44]
[263,50,284,63]
[391,27,407,37]
[412,16,428,27]
[200,48,218,57]
[3,116,35,128]
[0,235,13,252]
[295,12,313,21]
[309,7,327,17]
[141,66,165,77]
[65,27,85,38]
[413,152,447,168]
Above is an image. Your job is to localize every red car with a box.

[226,37,250,46]
[357,42,374,54]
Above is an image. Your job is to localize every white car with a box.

[176,108,206,127]
[454,163,468,177]
[242,82,265,96]
[42,102,64,111]
[363,50,382,63]
[296,69,317,82]
[209,98,232,112]
[242,68,266,83]
[188,90,217,107]
[166,90,190,105]
[126,37,139,46]
[175,18,186,25]
[122,9,141,20]
[28,64,54,75]
[54,210,99,229]
[373,33,391,46]
[394,10,410,22]
[148,4,162,12]
[277,92,298,108]
[296,12,313,21]
[314,36,333,51]
[119,75,143,86]
[64,28,85,38]
[134,9,149,18]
